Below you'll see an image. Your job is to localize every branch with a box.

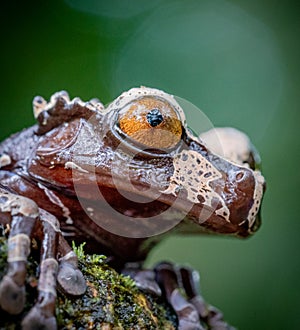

[0,235,176,329]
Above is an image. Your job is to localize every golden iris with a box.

[118,97,182,149]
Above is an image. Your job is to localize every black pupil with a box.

[146,109,163,127]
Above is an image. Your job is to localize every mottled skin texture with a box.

[0,87,265,329]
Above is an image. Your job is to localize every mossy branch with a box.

[0,235,176,329]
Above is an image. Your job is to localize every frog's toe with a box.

[180,266,236,330]
[122,267,162,296]
[0,275,25,314]
[155,262,235,330]
[134,270,162,296]
[205,306,236,330]
[170,289,204,330]
[57,262,86,296]
[22,305,57,330]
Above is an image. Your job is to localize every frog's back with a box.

[0,125,39,170]
[0,124,158,265]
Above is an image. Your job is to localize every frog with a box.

[0,86,265,330]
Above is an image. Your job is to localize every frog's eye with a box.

[117,97,182,149]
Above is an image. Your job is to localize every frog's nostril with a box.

[235,171,245,182]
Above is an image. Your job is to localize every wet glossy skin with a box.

[0,87,264,265]
[0,87,265,329]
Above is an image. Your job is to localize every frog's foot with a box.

[57,235,86,296]
[155,262,235,330]
[123,261,234,329]
[0,187,85,329]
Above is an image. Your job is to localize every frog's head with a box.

[32,87,265,238]
[99,87,265,237]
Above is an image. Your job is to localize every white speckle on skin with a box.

[163,149,230,222]
[7,234,31,262]
[38,258,59,297]
[200,129,265,228]
[0,189,39,218]
[64,161,89,173]
[65,218,74,225]
[0,154,12,168]
[33,96,47,119]
[86,206,94,217]
[38,183,74,225]
[247,170,265,227]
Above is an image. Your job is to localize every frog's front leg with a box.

[22,209,86,329]
[0,186,38,314]
[0,187,85,329]
[21,210,59,329]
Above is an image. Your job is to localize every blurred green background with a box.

[1,1,299,329]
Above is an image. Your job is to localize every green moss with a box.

[0,233,176,329]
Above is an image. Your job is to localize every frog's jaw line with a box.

[162,149,231,223]
[247,170,265,228]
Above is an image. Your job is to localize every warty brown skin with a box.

[0,89,263,265]
[0,87,265,329]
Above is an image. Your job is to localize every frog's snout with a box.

[248,170,265,230]
[230,167,265,235]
